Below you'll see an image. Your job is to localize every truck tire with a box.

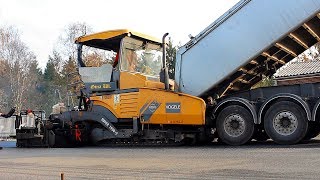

[216,105,255,145]
[264,101,308,145]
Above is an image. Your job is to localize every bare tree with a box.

[0,26,39,112]
[56,22,93,61]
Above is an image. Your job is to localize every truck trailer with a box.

[16,0,320,147]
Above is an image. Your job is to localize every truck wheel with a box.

[264,101,308,145]
[216,105,254,145]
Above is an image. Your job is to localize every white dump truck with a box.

[175,0,320,145]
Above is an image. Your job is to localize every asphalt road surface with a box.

[1,140,320,179]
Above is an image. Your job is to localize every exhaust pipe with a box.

[77,44,86,67]
[161,33,169,90]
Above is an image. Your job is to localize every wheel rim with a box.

[272,111,298,136]
[224,114,246,137]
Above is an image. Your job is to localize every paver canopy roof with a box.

[75,29,161,51]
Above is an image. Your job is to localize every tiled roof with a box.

[274,60,320,78]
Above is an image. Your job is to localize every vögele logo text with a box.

[166,104,181,109]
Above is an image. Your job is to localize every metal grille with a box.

[120,93,139,117]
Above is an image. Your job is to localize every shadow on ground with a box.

[2,139,320,149]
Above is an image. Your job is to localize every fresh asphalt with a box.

[1,139,320,179]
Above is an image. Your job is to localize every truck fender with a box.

[312,99,320,122]
[258,93,312,124]
[214,97,258,124]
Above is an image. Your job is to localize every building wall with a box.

[276,76,320,86]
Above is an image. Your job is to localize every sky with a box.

[0,0,239,69]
